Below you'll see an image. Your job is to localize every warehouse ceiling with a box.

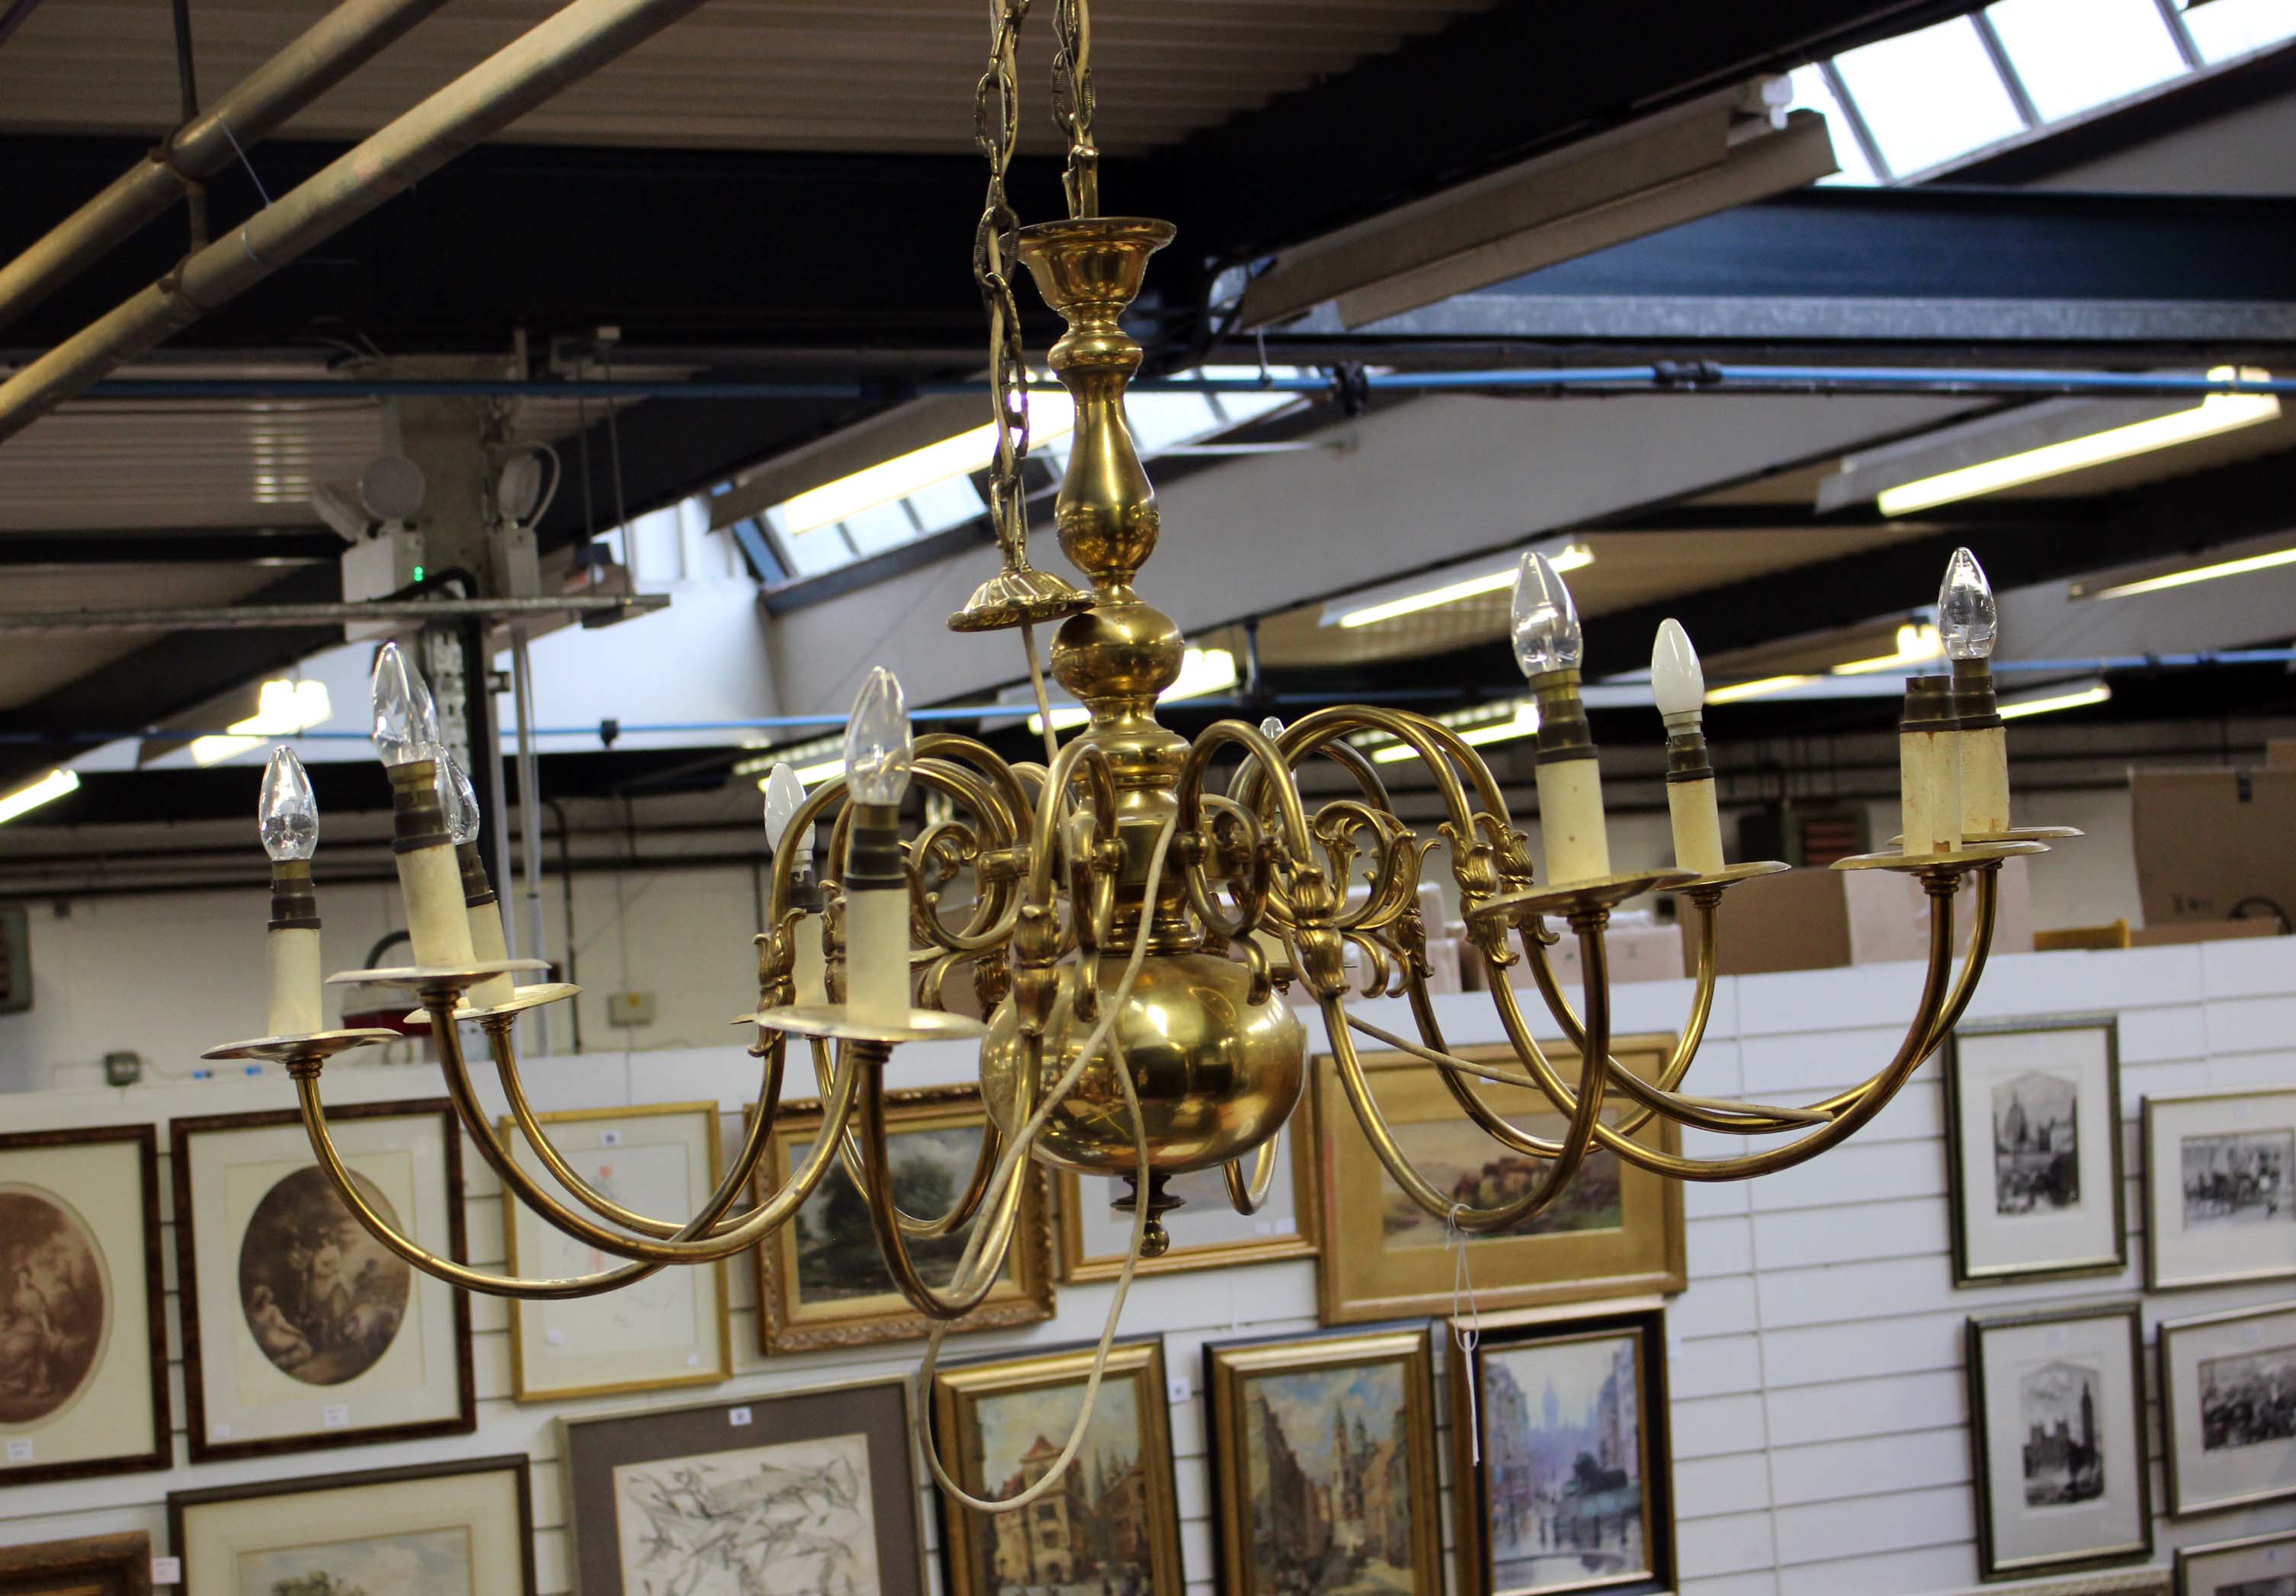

[2,0,2296,823]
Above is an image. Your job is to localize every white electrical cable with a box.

[1020,619,1062,766]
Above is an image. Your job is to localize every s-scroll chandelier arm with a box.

[836,1098,1005,1242]
[1223,1134,1280,1216]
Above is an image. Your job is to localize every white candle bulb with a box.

[762,762,815,861]
[843,666,913,804]
[1650,619,1704,721]
[1259,716,1285,740]
[370,642,441,766]
[259,748,319,862]
[1938,547,1997,662]
[438,750,482,845]
[1512,550,1585,678]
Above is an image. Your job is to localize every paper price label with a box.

[212,1423,232,1439]
[321,1403,351,1429]
[729,1405,753,1427]
[5,1439,30,1463]
[599,1128,624,1148]
[152,1556,182,1585]
[547,1329,568,1346]
[1166,1373,1191,1405]
[686,1353,703,1367]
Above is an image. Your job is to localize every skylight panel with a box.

[1832,16,2028,177]
[839,498,920,556]
[2181,0,2296,60]
[1987,0,2186,120]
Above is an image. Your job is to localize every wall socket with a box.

[607,991,657,1027]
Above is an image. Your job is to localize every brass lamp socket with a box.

[386,758,452,855]
[1528,669,1597,765]
[454,841,498,909]
[844,803,906,892]
[789,868,824,915]
[1902,673,1958,733]
[1951,658,2003,731]
[268,859,320,931]
[1663,723,1714,786]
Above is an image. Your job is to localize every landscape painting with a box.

[2019,1360,2105,1507]
[1384,1116,1622,1248]
[2184,1132,2296,1228]
[236,1165,412,1386]
[0,1184,108,1425]
[968,1374,1153,1596]
[2201,1344,2296,1453]
[1480,1333,1651,1593]
[789,1125,981,1304]
[1241,1360,1416,1594]
[235,1526,473,1595]
[612,1434,880,1594]
[1993,1072,2080,1215]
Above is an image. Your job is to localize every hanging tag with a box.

[1167,1373,1192,1405]
[599,1128,624,1148]
[1446,1206,1484,1466]
[152,1556,182,1585]
[729,1405,753,1428]
[321,1403,351,1429]
[5,1439,30,1463]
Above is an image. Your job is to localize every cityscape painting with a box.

[1992,1072,2080,1215]
[1481,1334,1651,1591]
[2018,1360,2105,1507]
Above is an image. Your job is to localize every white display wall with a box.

[3,935,2294,1594]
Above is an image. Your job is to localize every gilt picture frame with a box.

[753,1083,1053,1354]
[170,1101,473,1464]
[167,1452,534,1596]
[931,1338,1185,1596]
[0,1123,168,1489]
[560,1377,928,1596]
[0,1529,152,1594]
[1967,1302,2153,1582]
[1314,1037,1685,1325]
[1204,1324,1442,1596]
[500,1101,733,1402]
[1945,1016,2127,1287]
[1057,1095,1318,1280]
[2160,1300,2296,1517]
[2144,1087,2296,1293]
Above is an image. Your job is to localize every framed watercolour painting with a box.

[171,1101,473,1463]
[1967,1302,2152,1581]
[1058,1111,1316,1280]
[560,1379,927,1595]
[931,1339,1185,1596]
[2178,1530,2296,1596]
[1314,1038,1684,1325]
[1204,1325,1441,1596]
[2160,1300,2296,1517]
[1448,1306,1676,1596]
[2145,1088,2296,1292]
[754,1083,1053,1354]
[1945,1017,2126,1287]
[0,1530,152,1594]
[500,1101,732,1401]
[0,1124,168,1489]
[168,1453,534,1596]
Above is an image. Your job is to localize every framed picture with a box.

[170,1101,473,1463]
[2160,1300,2296,1517]
[0,1124,168,1488]
[499,1101,732,1401]
[1967,1302,2153,1581]
[0,1530,152,1593]
[560,1378,928,1594]
[168,1453,534,1595]
[753,1083,1053,1354]
[1057,1107,1317,1280]
[2178,1530,2296,1595]
[1945,1016,2127,1287]
[1448,1305,1676,1596]
[1313,1037,1685,1325]
[2144,1088,2296,1292]
[930,1338,1185,1596]
[1204,1325,1442,1596]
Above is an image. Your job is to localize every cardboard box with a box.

[1462,912,1687,992]
[2133,761,2296,928]
[2129,918,2282,947]
[1675,859,2033,975]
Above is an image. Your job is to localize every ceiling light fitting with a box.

[2073,544,2296,601]
[1999,679,2112,719]
[1323,542,1592,630]
[0,768,80,825]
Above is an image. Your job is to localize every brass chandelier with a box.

[205,0,2067,1508]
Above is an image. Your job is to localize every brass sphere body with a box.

[980,950,1307,1177]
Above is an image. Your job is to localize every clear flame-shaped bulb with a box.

[762,762,815,860]
[1511,550,1584,677]
[370,641,441,766]
[1938,547,1998,662]
[842,667,913,805]
[258,747,319,862]
[1259,716,1284,741]
[1651,618,1704,719]
[437,749,482,845]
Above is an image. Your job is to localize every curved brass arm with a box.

[1223,1136,1279,1216]
[835,1104,1003,1241]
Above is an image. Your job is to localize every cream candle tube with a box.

[465,898,517,1009]
[1900,676,1961,856]
[266,926,324,1037]
[386,761,476,969]
[1666,777,1726,876]
[791,918,828,1007]
[1536,757,1612,885]
[842,887,911,1026]
[1959,723,2011,837]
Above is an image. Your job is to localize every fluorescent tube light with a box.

[2078,546,2296,600]
[1877,374,2278,516]
[1706,674,1819,705]
[1999,679,2111,719]
[1371,703,1541,764]
[190,679,335,766]
[0,768,79,825]
[1329,543,1593,630]
[792,758,843,785]
[1029,646,1237,736]
[779,393,1077,537]
[1830,623,1942,675]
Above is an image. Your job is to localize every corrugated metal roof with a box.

[0,0,1497,155]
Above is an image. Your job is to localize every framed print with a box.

[170,1101,473,1463]
[1204,1325,1441,1596]
[2179,1530,2296,1595]
[754,1084,1053,1354]
[2145,1088,2296,1292]
[561,1378,926,1594]
[500,1101,732,1401]
[1314,1037,1685,1325]
[1945,1016,2127,1287]
[1058,1107,1316,1280]
[2160,1300,2296,1517]
[931,1338,1185,1596]
[0,1530,152,1594]
[1967,1302,2153,1581]
[168,1453,534,1596]
[0,1124,168,1488]
[1449,1306,1676,1596]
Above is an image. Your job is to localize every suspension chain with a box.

[973,0,1036,566]
[1052,0,1098,218]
